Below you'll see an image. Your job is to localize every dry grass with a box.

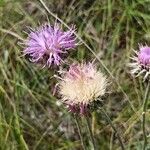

[0,0,150,149]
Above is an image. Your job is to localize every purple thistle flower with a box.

[129,44,150,80]
[138,46,150,68]
[24,23,77,67]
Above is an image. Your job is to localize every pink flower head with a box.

[59,63,107,115]
[24,23,77,67]
[129,44,150,80]
[138,46,150,68]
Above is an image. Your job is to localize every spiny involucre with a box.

[58,63,107,114]
[23,23,77,67]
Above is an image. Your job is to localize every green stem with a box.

[100,108,125,150]
[13,106,28,150]
[142,82,150,150]
[74,115,86,150]
[85,116,96,150]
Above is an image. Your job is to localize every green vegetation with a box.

[0,0,150,149]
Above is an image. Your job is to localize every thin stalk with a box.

[142,82,150,150]
[74,115,86,150]
[85,116,96,150]
[100,108,125,150]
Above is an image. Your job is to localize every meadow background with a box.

[0,0,150,149]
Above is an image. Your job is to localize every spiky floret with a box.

[58,63,107,114]
[129,44,150,81]
[23,23,77,67]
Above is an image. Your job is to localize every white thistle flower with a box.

[58,63,107,114]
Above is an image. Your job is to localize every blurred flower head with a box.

[23,23,77,67]
[129,44,150,81]
[58,62,107,115]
